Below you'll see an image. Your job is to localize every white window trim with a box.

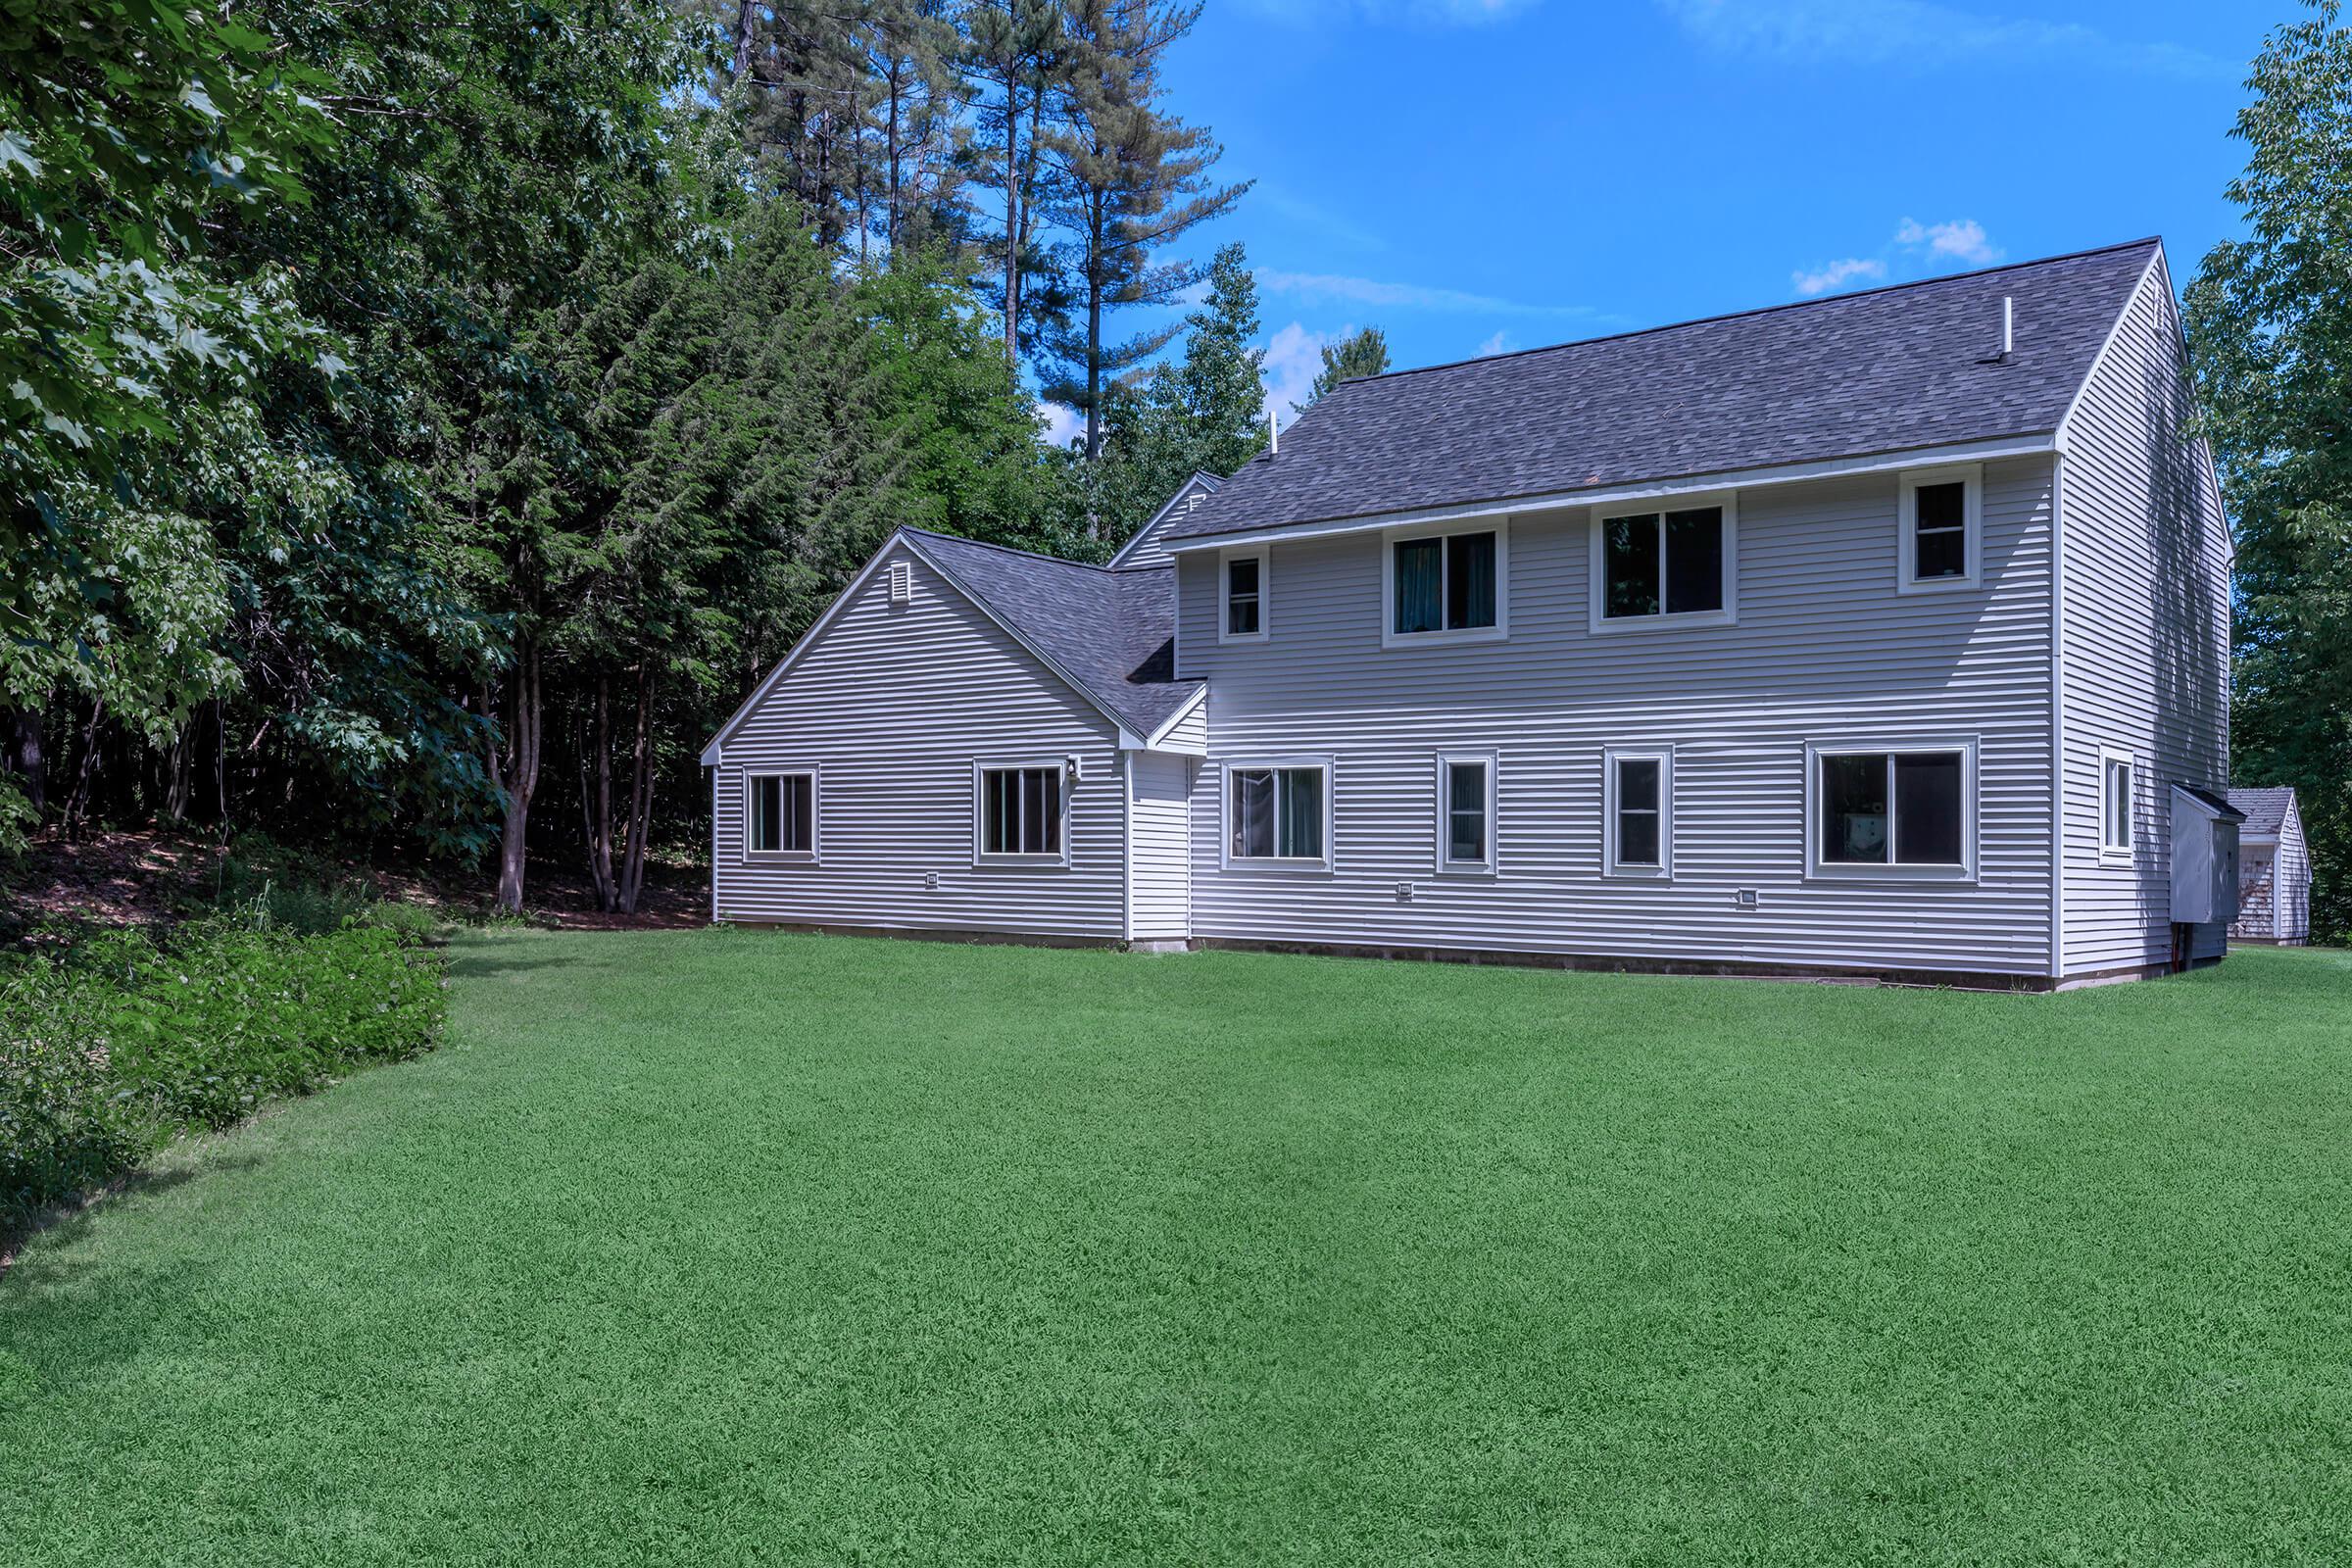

[2099,747,2136,862]
[1434,750,1498,877]
[1588,492,1739,633]
[1381,518,1510,649]
[1601,746,1674,879]
[971,756,1072,867]
[1803,738,1980,883]
[743,767,819,864]
[1218,545,1269,644]
[1219,755,1335,872]
[1896,463,1983,594]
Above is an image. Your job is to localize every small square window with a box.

[1227,761,1329,865]
[978,764,1064,860]
[746,771,815,858]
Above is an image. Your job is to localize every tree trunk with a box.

[62,698,104,841]
[584,673,617,912]
[1003,75,1021,366]
[9,706,44,816]
[165,720,192,823]
[618,666,656,916]
[491,644,542,913]
[1084,200,1105,466]
[731,0,756,77]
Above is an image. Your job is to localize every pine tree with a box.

[1035,0,1247,465]
[1308,325,1391,403]
[963,0,1064,368]
[1093,240,1265,535]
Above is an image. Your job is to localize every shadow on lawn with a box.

[1,1152,265,1285]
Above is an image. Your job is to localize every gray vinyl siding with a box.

[1110,475,1217,572]
[1127,752,1194,939]
[1180,458,2058,976]
[2056,261,2233,973]
[1160,697,1206,752]
[2278,808,2311,944]
[710,543,1125,938]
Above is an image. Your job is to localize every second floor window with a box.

[1392,529,1498,638]
[1898,465,1981,592]
[1599,505,1727,622]
[1225,553,1263,638]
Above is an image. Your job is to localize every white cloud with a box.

[1476,330,1515,357]
[1895,217,1999,265]
[1260,321,1332,424]
[1037,401,1084,450]
[1791,256,1887,297]
[1257,269,1609,321]
[1654,0,2233,79]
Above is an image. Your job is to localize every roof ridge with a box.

[902,525,1164,576]
[1338,237,2165,390]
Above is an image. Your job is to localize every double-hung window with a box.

[746,770,816,860]
[1809,742,1975,878]
[1603,748,1672,877]
[1592,498,1735,628]
[976,761,1065,862]
[1226,760,1330,866]
[1221,547,1267,642]
[2100,749,2135,858]
[1436,752,1495,874]
[1386,525,1503,644]
[1898,466,1981,592]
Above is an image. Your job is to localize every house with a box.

[2228,787,2311,945]
[701,237,2236,988]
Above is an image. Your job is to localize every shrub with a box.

[1,916,445,1234]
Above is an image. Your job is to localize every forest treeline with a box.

[3,0,1386,910]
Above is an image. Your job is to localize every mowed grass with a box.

[5,933,2352,1565]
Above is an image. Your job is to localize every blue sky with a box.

[1047,0,2277,438]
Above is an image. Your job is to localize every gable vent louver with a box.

[888,562,911,606]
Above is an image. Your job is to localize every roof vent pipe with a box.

[2001,295,2014,361]
[1268,407,1278,456]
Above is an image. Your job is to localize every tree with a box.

[1308,326,1391,403]
[1034,0,1246,466]
[1,0,338,827]
[1093,240,1265,538]
[2183,0,2352,940]
[963,0,1064,368]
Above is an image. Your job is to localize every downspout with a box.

[2048,453,2068,984]
[1121,749,1135,946]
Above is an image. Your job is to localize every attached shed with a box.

[2228,787,2312,946]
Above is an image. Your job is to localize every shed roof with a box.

[2226,787,2297,838]
[903,528,1200,738]
[1163,238,2163,544]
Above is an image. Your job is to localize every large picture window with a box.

[1592,499,1735,628]
[1436,752,1495,874]
[1387,526,1503,643]
[1810,744,1973,877]
[746,770,815,858]
[1227,761,1329,864]
[978,763,1064,860]
[1603,748,1672,877]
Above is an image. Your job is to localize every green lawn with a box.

[5,932,2351,1565]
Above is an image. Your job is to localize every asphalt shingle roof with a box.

[2226,787,2295,837]
[905,528,1200,737]
[1164,238,2163,543]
